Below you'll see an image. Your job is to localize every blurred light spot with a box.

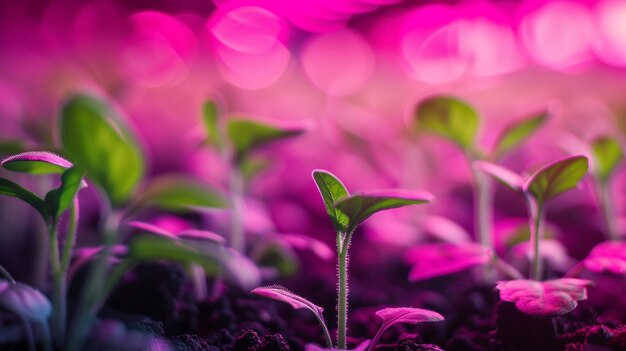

[210,6,291,89]
[520,1,594,69]
[123,11,197,87]
[301,30,374,96]
[593,0,626,66]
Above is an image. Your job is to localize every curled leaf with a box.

[405,243,490,282]
[590,136,623,182]
[334,190,433,233]
[414,95,479,151]
[312,170,350,232]
[475,161,525,193]
[0,283,52,322]
[1,151,72,174]
[583,241,626,275]
[523,155,589,204]
[492,110,548,159]
[496,278,592,318]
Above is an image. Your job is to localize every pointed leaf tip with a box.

[312,170,350,232]
[492,110,549,159]
[523,155,589,204]
[590,135,623,182]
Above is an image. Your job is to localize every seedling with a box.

[0,265,52,351]
[1,151,84,346]
[254,170,437,349]
[414,95,548,258]
[200,99,308,252]
[477,155,593,317]
[589,135,624,241]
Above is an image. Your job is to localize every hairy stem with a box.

[528,197,544,281]
[337,229,354,350]
[315,313,334,349]
[229,163,245,252]
[48,221,66,346]
[596,179,619,241]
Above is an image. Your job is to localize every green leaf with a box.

[134,175,227,212]
[1,151,72,175]
[312,170,350,232]
[492,110,548,159]
[44,167,84,221]
[128,236,219,274]
[0,177,47,220]
[591,136,623,182]
[240,156,272,184]
[227,118,306,161]
[256,242,299,277]
[202,100,222,148]
[524,155,589,204]
[414,95,480,151]
[335,191,433,232]
[60,94,145,207]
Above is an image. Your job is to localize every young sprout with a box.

[201,100,308,252]
[1,151,85,346]
[414,95,548,262]
[589,135,624,241]
[477,156,593,318]
[0,265,53,351]
[367,307,444,351]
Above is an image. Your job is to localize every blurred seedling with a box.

[200,100,308,253]
[253,170,440,350]
[477,155,593,317]
[414,95,548,262]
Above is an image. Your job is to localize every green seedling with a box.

[254,170,436,350]
[1,151,85,346]
[414,95,548,259]
[477,155,593,317]
[201,99,308,252]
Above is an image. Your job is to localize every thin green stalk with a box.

[596,179,619,241]
[527,197,544,280]
[48,221,66,346]
[61,199,80,271]
[66,209,122,351]
[229,163,245,252]
[315,313,333,349]
[0,264,16,283]
[337,229,354,350]
[471,161,494,251]
[368,325,386,351]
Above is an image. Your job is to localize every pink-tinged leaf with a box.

[523,155,589,204]
[474,161,525,192]
[335,190,434,232]
[252,285,324,316]
[405,243,490,282]
[69,245,127,281]
[583,241,626,274]
[369,307,444,351]
[177,229,226,244]
[305,340,371,351]
[421,216,472,244]
[496,278,592,318]
[127,221,177,238]
[1,151,72,174]
[0,283,52,322]
[280,233,334,261]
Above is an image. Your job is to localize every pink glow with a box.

[593,0,626,66]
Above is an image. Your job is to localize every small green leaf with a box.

[128,236,220,274]
[227,118,306,161]
[312,170,350,232]
[60,94,145,207]
[591,136,623,182]
[135,175,227,212]
[414,95,480,151]
[44,167,84,221]
[524,155,589,204]
[492,110,548,159]
[0,177,47,220]
[335,191,433,233]
[202,100,222,148]
[240,156,272,184]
